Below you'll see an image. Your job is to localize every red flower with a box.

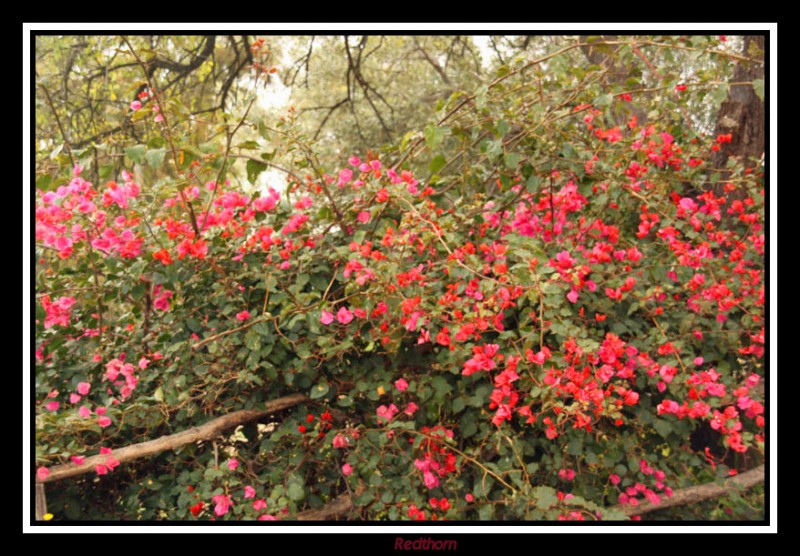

[190,501,205,517]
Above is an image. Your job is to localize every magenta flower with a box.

[341,463,353,477]
[336,307,354,324]
[244,486,256,499]
[71,456,85,465]
[258,514,277,520]
[227,458,239,470]
[130,100,142,111]
[45,401,59,412]
[37,467,50,481]
[357,211,370,223]
[332,434,349,449]
[77,382,91,396]
[95,464,108,476]
[320,311,334,325]
[253,498,267,511]
[97,416,112,428]
[394,378,409,392]
[212,494,233,516]
[236,310,251,321]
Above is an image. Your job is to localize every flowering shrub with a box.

[34,37,765,521]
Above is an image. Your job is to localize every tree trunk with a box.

[712,35,765,179]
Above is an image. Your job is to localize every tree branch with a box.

[611,465,765,517]
[36,394,309,484]
[296,494,354,520]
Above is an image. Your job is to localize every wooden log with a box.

[612,464,765,517]
[37,393,308,484]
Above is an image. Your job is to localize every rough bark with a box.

[712,35,765,178]
[296,494,354,521]
[611,464,765,517]
[579,35,649,125]
[37,393,308,484]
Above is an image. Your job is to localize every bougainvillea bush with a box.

[34,36,765,521]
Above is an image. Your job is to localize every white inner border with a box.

[23,22,777,534]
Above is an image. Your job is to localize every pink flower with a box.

[227,458,239,470]
[341,463,353,476]
[37,467,50,481]
[332,434,349,449]
[70,393,82,404]
[336,307,354,324]
[609,474,621,485]
[253,499,267,511]
[154,113,164,123]
[105,456,120,471]
[244,486,256,499]
[465,493,474,502]
[71,456,85,465]
[45,401,59,412]
[77,382,91,395]
[404,402,419,416]
[357,211,370,223]
[258,514,277,520]
[349,156,361,167]
[376,404,399,422]
[78,406,91,418]
[97,416,112,428]
[394,378,409,392]
[694,357,704,366]
[130,100,142,111]
[100,446,112,455]
[320,311,334,325]
[567,289,579,304]
[95,406,108,416]
[236,310,251,321]
[212,494,233,516]
[95,464,109,475]
[138,357,150,370]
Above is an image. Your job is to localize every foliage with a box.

[34,35,765,521]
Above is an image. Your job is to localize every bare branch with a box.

[611,465,765,517]
[37,394,309,484]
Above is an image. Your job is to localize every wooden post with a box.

[35,483,47,521]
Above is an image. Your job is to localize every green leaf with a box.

[429,154,447,174]
[567,437,583,456]
[753,79,764,101]
[653,418,673,438]
[504,152,521,169]
[526,175,541,193]
[595,93,614,107]
[36,175,52,190]
[237,140,260,150]
[145,148,166,169]
[495,119,510,136]
[286,482,305,501]
[533,486,558,509]
[125,145,147,164]
[431,376,451,398]
[310,380,330,400]
[244,330,261,352]
[246,159,268,184]
[424,124,445,150]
